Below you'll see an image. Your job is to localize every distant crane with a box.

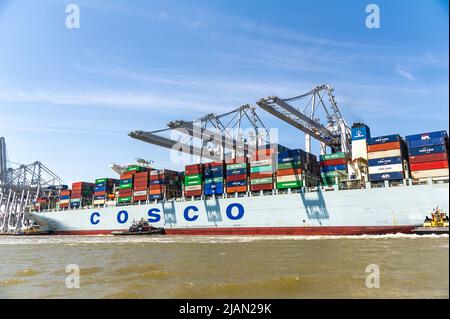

[0,137,64,233]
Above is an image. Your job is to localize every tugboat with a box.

[412,207,449,235]
[111,219,165,236]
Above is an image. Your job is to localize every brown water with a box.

[0,235,448,299]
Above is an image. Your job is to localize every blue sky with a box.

[0,0,448,184]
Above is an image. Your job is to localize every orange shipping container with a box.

[277,168,303,176]
[226,186,247,193]
[367,141,401,153]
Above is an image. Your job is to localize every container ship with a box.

[28,126,449,236]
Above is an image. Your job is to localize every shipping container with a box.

[250,165,273,173]
[368,156,403,166]
[367,134,401,145]
[408,145,447,157]
[319,152,347,161]
[405,130,448,143]
[410,161,449,171]
[226,174,247,181]
[277,168,303,176]
[369,171,404,181]
[367,149,402,160]
[319,158,347,167]
[409,153,448,164]
[368,164,404,175]
[411,168,449,179]
[226,185,247,193]
[367,141,401,153]
[226,180,247,187]
[276,180,303,189]
[276,175,302,183]
[250,177,273,185]
[250,183,274,191]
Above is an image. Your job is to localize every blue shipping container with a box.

[226,180,247,187]
[204,170,224,178]
[204,188,224,195]
[95,186,106,192]
[320,164,347,172]
[148,194,162,200]
[369,171,404,181]
[70,202,80,207]
[368,156,403,167]
[94,195,105,200]
[367,134,401,145]
[60,195,70,200]
[120,178,133,184]
[351,126,370,141]
[204,166,224,173]
[406,136,447,149]
[278,149,305,160]
[204,182,224,190]
[149,179,167,185]
[278,155,303,163]
[226,168,247,176]
[408,144,447,156]
[405,130,448,143]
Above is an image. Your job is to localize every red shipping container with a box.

[409,153,448,164]
[133,195,148,202]
[61,190,71,196]
[277,168,303,176]
[410,160,448,171]
[135,171,149,177]
[94,191,106,196]
[320,158,347,166]
[204,161,225,168]
[226,156,248,164]
[184,190,202,197]
[226,185,247,193]
[133,186,148,192]
[250,172,273,179]
[133,181,148,187]
[120,173,134,180]
[250,184,273,191]
[367,141,401,152]
[149,185,167,191]
[226,174,248,181]
[119,190,133,196]
[186,164,202,170]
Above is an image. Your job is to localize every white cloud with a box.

[394,65,415,80]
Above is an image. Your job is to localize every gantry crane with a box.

[129,85,351,161]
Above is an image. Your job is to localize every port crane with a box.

[129,104,271,161]
[130,85,350,160]
[0,137,64,233]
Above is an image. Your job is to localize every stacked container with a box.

[70,182,94,208]
[319,152,349,186]
[184,164,203,197]
[250,147,276,192]
[366,134,407,182]
[149,169,182,201]
[94,178,118,205]
[118,172,134,204]
[225,157,248,194]
[34,197,48,212]
[277,149,304,189]
[406,130,449,179]
[133,171,149,202]
[59,190,71,209]
[204,162,225,195]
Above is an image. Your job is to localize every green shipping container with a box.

[127,165,145,172]
[118,196,132,203]
[250,165,273,173]
[95,178,107,184]
[226,163,247,170]
[250,177,273,185]
[277,161,303,170]
[276,180,303,189]
[119,183,133,189]
[185,174,202,182]
[319,152,347,161]
[204,177,224,183]
[184,179,202,186]
[320,170,348,178]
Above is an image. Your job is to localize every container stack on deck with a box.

[119,172,134,204]
[34,197,48,212]
[203,162,225,196]
[70,182,94,208]
[225,157,249,194]
[94,178,118,205]
[184,164,203,197]
[250,147,276,192]
[59,190,71,209]
[149,169,182,201]
[406,130,449,179]
[276,149,305,189]
[367,134,407,182]
[133,171,149,202]
[319,152,349,186]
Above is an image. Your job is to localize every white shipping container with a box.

[368,164,403,174]
[411,168,449,179]
[185,185,202,191]
[276,175,302,183]
[59,199,70,204]
[133,190,148,197]
[250,159,272,167]
[351,139,368,160]
[93,200,106,205]
[367,149,402,160]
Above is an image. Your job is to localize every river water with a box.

[0,234,448,299]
